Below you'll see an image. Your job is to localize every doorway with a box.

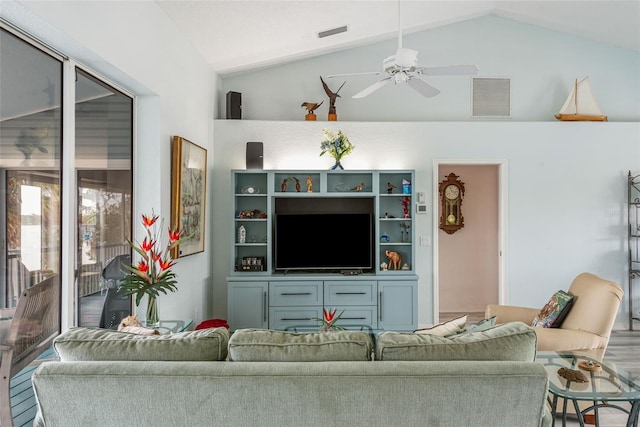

[432,160,508,324]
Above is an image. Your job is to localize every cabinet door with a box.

[332,305,377,329]
[228,282,268,331]
[270,307,323,330]
[378,280,417,331]
[324,281,377,306]
[270,281,323,306]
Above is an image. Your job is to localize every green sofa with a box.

[32,322,552,427]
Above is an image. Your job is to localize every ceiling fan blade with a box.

[352,77,392,99]
[407,77,441,98]
[417,64,479,76]
[327,71,383,78]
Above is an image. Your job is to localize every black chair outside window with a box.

[99,255,132,329]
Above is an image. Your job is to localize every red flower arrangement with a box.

[119,213,190,306]
[315,308,346,332]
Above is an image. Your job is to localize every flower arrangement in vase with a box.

[320,129,354,170]
[314,308,346,332]
[119,213,190,327]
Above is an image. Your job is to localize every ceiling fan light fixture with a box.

[393,72,408,84]
[318,25,348,39]
[326,0,478,99]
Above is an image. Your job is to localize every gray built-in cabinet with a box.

[227,170,418,332]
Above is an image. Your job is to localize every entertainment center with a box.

[227,169,418,332]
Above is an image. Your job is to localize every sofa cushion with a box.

[413,314,467,336]
[53,326,228,361]
[376,321,536,361]
[228,328,372,361]
[531,290,574,328]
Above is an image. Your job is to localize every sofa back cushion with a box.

[228,329,372,361]
[376,321,536,361]
[53,327,228,361]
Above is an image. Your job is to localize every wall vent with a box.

[318,25,348,39]
[472,77,511,118]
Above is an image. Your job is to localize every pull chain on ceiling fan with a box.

[327,0,479,99]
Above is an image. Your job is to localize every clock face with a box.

[444,185,460,200]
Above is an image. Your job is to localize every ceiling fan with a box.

[327,1,479,99]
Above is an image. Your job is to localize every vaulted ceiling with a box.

[155,0,640,76]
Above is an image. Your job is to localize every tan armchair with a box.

[486,272,623,357]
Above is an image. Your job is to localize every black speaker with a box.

[226,91,242,119]
[246,142,263,169]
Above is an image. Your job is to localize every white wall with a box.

[215,13,640,327]
[220,15,640,122]
[4,2,638,328]
[213,120,639,326]
[2,1,217,324]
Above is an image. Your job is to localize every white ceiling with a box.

[155,0,640,76]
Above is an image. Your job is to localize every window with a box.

[1,25,134,328]
[1,27,62,308]
[75,69,133,326]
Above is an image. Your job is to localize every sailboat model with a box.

[555,77,607,121]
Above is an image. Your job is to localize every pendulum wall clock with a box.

[438,173,465,234]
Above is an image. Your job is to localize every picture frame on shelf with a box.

[171,135,207,258]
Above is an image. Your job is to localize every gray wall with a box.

[213,14,640,327]
[220,15,640,122]
[212,120,639,326]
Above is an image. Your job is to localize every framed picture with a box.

[171,136,207,258]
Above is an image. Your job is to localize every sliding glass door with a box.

[1,26,134,328]
[75,69,133,327]
[0,27,62,309]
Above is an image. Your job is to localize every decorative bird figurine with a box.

[351,182,365,192]
[387,182,397,194]
[320,76,345,118]
[301,101,323,113]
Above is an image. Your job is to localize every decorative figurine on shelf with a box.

[380,233,390,243]
[387,182,397,194]
[380,261,388,271]
[307,176,313,192]
[301,100,323,121]
[238,225,246,244]
[294,177,301,192]
[320,76,345,121]
[351,182,365,192]
[401,196,410,218]
[400,222,411,243]
[402,179,411,194]
[386,250,402,270]
[281,178,290,192]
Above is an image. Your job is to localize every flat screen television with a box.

[274,213,373,272]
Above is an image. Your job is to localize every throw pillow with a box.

[413,314,467,336]
[376,321,537,361]
[53,326,229,361]
[531,290,574,328]
[446,316,497,337]
[228,328,372,361]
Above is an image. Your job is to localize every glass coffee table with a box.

[143,319,193,334]
[536,351,640,427]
